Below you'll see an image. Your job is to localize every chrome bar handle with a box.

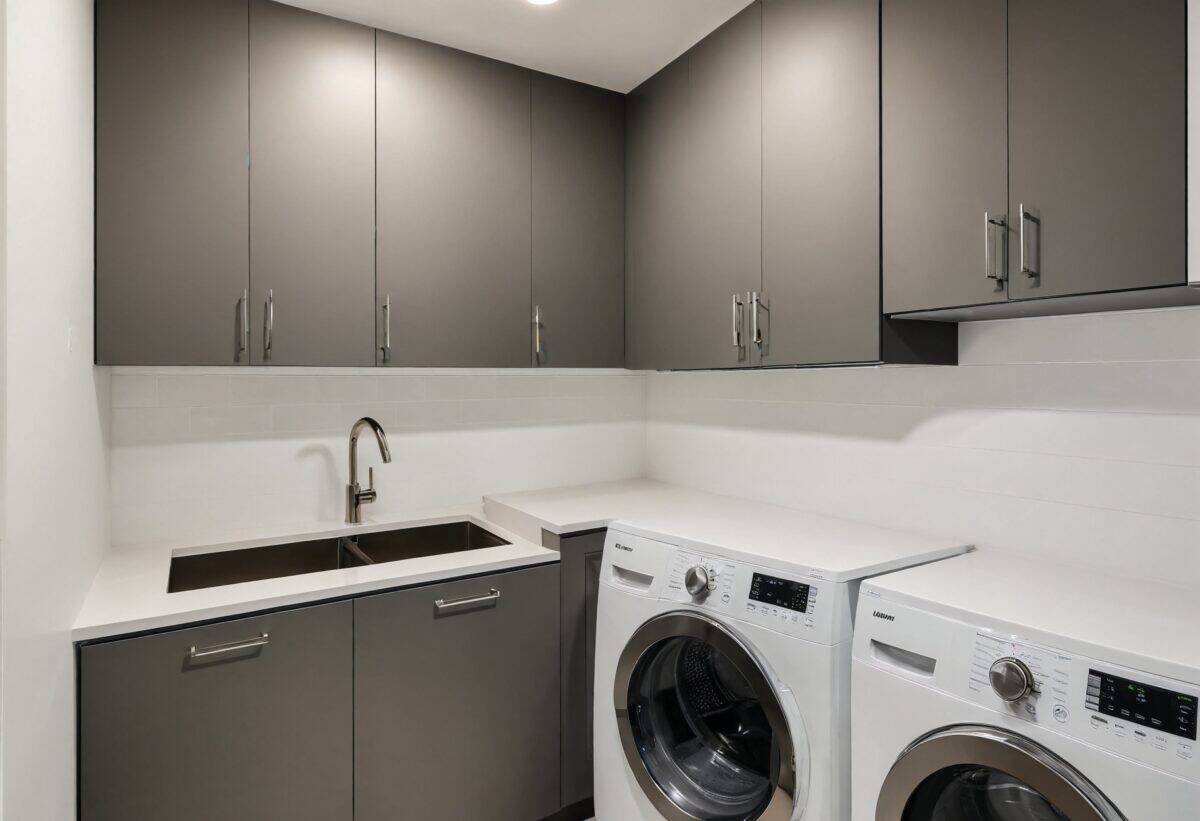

[751,291,769,355]
[380,295,391,363]
[263,289,274,359]
[236,289,249,361]
[189,632,269,660]
[1019,204,1040,278]
[533,304,544,363]
[731,293,745,357]
[434,588,500,614]
[984,212,1007,282]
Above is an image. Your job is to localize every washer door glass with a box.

[902,765,1069,821]
[628,635,774,819]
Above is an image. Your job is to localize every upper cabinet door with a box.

[96,0,249,366]
[249,1,376,366]
[684,3,763,371]
[377,34,532,368]
[625,56,692,371]
[531,74,625,368]
[881,0,1008,315]
[1007,0,1186,301]
[762,0,880,365]
[626,5,762,371]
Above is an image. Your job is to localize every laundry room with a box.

[0,0,1196,819]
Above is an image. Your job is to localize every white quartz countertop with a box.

[73,505,557,642]
[485,479,972,583]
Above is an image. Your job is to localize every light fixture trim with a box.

[527,0,558,5]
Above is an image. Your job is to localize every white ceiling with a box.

[276,0,754,92]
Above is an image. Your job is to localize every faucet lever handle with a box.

[368,467,375,492]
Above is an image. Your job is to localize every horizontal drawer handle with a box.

[434,588,500,614]
[188,632,270,659]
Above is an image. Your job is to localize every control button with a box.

[804,617,815,628]
[1090,716,1108,730]
[1113,722,1128,739]
[1153,734,1168,751]
[1023,702,1037,718]
[989,658,1035,703]
[685,565,712,598]
[721,593,731,604]
[1086,685,1101,697]
[1052,705,1070,724]
[1177,743,1194,761]
[746,603,756,612]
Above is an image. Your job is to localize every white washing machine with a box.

[852,550,1200,820]
[594,516,969,821]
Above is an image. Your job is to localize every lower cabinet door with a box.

[79,601,353,821]
[354,564,561,820]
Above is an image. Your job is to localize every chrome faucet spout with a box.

[346,417,391,524]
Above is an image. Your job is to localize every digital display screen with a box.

[1086,669,1197,741]
[749,573,809,613]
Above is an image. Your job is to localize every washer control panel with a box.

[663,549,842,643]
[966,630,1199,781]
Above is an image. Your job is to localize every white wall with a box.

[109,369,645,547]
[1,1,108,818]
[646,307,1200,587]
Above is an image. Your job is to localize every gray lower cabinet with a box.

[354,564,561,820]
[1006,0,1185,302]
[96,0,250,366]
[547,530,606,809]
[376,32,533,368]
[249,1,377,366]
[79,601,353,821]
[531,74,626,368]
[761,0,881,365]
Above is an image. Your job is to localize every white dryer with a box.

[593,514,969,821]
[852,550,1200,820]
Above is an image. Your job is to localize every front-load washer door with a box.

[613,611,801,821]
[876,725,1126,821]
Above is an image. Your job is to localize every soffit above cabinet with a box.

[272,0,754,92]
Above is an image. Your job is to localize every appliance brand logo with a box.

[613,542,633,552]
[872,610,896,622]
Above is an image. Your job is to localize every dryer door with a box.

[613,611,802,821]
[876,725,1126,821]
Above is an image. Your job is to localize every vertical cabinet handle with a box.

[731,293,745,360]
[751,291,769,357]
[263,289,274,359]
[1019,204,1040,279]
[236,289,249,362]
[984,212,1008,283]
[380,295,392,363]
[532,304,544,364]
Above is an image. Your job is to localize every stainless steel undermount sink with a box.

[167,520,511,593]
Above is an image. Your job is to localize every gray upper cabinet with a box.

[354,565,560,821]
[249,1,376,366]
[686,3,763,370]
[881,0,1009,315]
[96,0,250,366]
[1007,0,1186,301]
[532,74,626,368]
[762,0,881,365]
[625,56,693,371]
[377,33,532,367]
[80,602,353,821]
[626,4,762,371]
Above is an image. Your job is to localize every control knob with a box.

[684,565,717,598]
[989,657,1035,702]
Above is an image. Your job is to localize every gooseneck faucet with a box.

[346,417,392,524]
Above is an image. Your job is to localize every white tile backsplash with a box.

[109,370,646,547]
[107,309,1199,587]
[645,307,1200,586]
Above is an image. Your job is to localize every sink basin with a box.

[167,520,511,593]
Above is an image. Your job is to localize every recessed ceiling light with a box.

[527,0,558,5]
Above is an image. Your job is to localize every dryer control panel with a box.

[662,548,849,646]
